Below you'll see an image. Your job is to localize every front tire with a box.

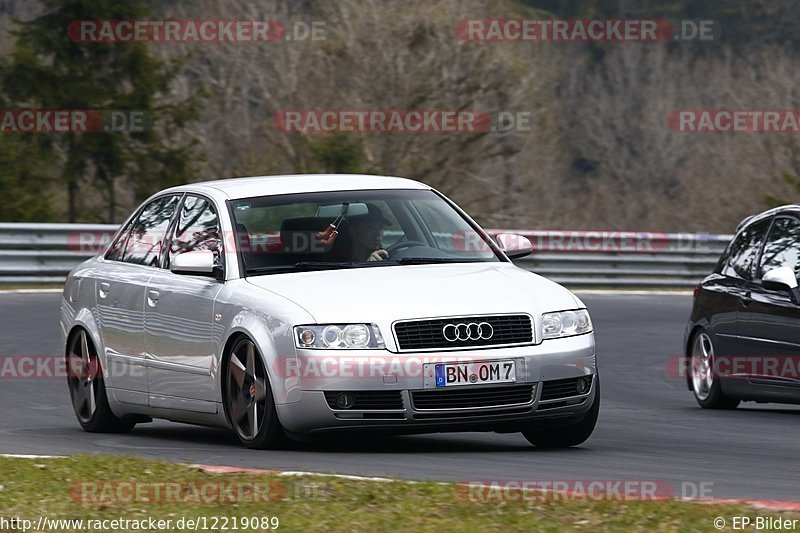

[689,330,739,409]
[224,337,290,449]
[66,329,136,433]
[522,381,599,449]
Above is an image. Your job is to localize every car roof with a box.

[160,174,431,201]
[737,204,800,232]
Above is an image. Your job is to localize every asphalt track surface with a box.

[2,291,799,501]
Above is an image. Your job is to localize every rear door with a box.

[96,194,181,405]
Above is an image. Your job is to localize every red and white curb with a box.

[190,463,397,482]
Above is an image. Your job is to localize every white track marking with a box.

[0,289,63,294]
[0,453,65,459]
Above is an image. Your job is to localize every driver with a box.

[350,204,392,261]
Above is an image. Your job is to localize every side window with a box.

[167,195,221,269]
[721,219,770,280]
[105,218,136,262]
[122,195,180,267]
[759,217,800,280]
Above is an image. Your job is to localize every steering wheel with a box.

[385,240,427,256]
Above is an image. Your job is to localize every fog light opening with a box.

[576,377,589,394]
[335,392,356,409]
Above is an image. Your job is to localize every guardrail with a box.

[501,230,730,288]
[0,223,732,288]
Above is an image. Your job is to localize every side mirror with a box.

[763,266,800,303]
[170,250,217,276]
[496,233,533,260]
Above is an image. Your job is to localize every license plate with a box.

[435,360,516,387]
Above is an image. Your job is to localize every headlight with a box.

[541,309,592,339]
[294,324,385,349]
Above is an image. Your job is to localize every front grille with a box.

[394,314,533,350]
[334,412,406,420]
[539,376,593,401]
[411,384,535,410]
[323,391,404,410]
[413,406,532,419]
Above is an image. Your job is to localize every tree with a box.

[0,134,54,221]
[1,0,201,222]
[163,0,563,226]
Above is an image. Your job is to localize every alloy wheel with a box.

[66,330,101,424]
[690,332,715,401]
[226,338,269,442]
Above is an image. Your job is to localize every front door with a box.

[144,194,224,412]
[737,216,800,399]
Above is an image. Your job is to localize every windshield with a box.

[228,189,502,275]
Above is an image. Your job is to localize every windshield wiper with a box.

[246,258,485,274]
[294,261,357,269]
[395,257,487,265]
[246,262,357,275]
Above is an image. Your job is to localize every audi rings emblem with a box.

[442,322,494,342]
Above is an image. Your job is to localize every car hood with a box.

[245,262,580,324]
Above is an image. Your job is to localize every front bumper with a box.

[275,334,597,434]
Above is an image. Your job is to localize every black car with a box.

[685,205,800,408]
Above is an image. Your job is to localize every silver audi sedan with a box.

[60,174,598,449]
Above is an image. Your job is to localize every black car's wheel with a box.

[522,382,600,449]
[224,337,290,449]
[66,329,136,433]
[689,330,739,409]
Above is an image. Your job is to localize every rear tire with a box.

[522,381,599,449]
[66,329,136,433]
[689,330,739,409]
[224,337,291,450]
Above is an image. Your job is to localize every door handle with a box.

[741,291,751,307]
[98,282,110,299]
[147,290,160,307]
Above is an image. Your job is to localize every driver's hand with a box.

[367,249,389,261]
